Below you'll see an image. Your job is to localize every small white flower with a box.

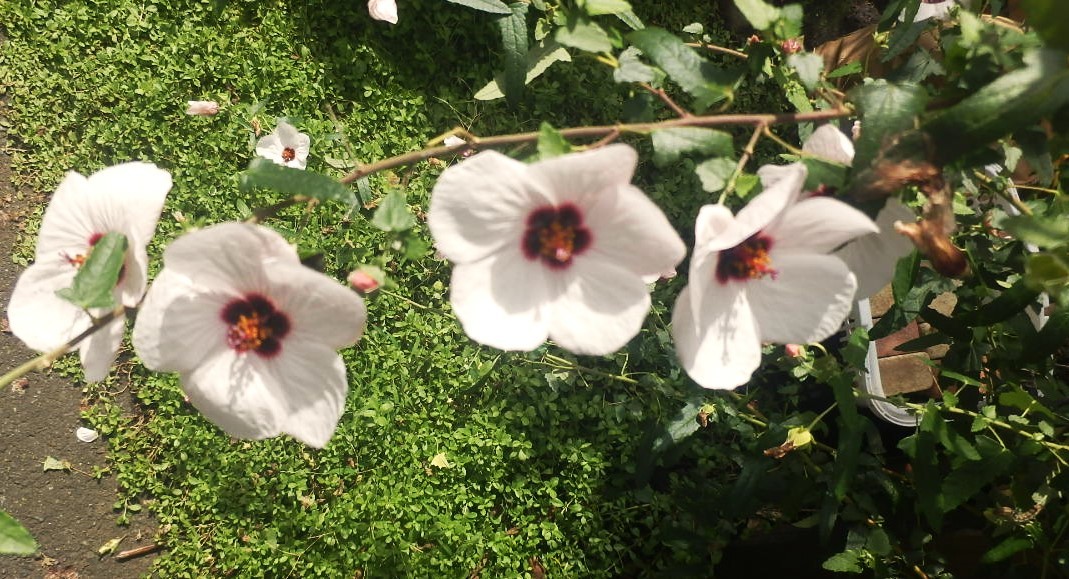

[672,164,878,390]
[185,100,220,116]
[255,121,310,170]
[368,0,398,24]
[428,145,686,355]
[132,223,367,448]
[7,162,172,381]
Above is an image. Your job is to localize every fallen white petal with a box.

[76,427,99,443]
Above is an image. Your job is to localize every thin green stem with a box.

[718,122,765,204]
[339,108,853,184]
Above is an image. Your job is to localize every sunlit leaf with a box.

[650,127,733,166]
[629,28,736,109]
[694,157,736,192]
[498,2,528,104]
[475,42,572,100]
[239,158,356,205]
[0,510,36,555]
[55,232,127,310]
[371,191,416,232]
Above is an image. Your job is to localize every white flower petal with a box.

[161,222,299,295]
[75,427,99,443]
[527,144,636,209]
[275,343,350,448]
[748,253,858,344]
[133,268,230,373]
[183,351,284,441]
[448,253,552,351]
[769,196,878,254]
[36,171,98,259]
[671,282,761,390]
[546,259,652,355]
[428,150,550,263]
[736,163,806,236]
[78,314,125,382]
[583,183,685,278]
[255,133,283,163]
[802,124,855,165]
[835,199,916,298]
[756,163,800,189]
[694,203,751,253]
[265,262,367,350]
[912,1,957,21]
[8,258,86,351]
[368,0,398,23]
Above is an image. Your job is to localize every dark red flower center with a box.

[521,204,592,270]
[715,234,777,284]
[221,294,290,357]
[63,232,105,268]
[282,147,296,163]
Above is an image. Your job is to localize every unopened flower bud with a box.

[348,266,383,294]
[779,38,803,54]
[185,100,220,116]
[784,343,805,358]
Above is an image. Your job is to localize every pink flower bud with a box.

[348,269,381,294]
[779,38,803,54]
[785,344,804,358]
[185,100,220,116]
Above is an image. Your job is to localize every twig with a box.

[639,83,691,118]
[718,123,766,204]
[339,108,854,184]
[686,42,749,60]
[115,543,163,561]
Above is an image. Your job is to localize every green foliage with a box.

[0,510,36,555]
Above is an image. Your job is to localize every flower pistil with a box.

[716,234,777,283]
[222,294,290,357]
[522,204,592,269]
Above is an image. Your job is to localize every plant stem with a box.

[340,108,853,184]
[718,122,766,204]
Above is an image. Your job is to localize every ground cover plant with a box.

[1,0,1069,577]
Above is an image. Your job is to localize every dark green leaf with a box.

[371,191,416,232]
[650,128,733,166]
[828,61,863,79]
[822,550,863,573]
[842,327,870,370]
[444,0,511,14]
[1021,0,1069,52]
[475,42,572,101]
[581,0,631,16]
[999,214,1069,248]
[958,279,1040,326]
[982,536,1034,563]
[55,232,127,310]
[1025,252,1069,297]
[787,52,823,91]
[498,3,529,105]
[940,437,1013,512]
[239,158,356,206]
[849,80,928,170]
[629,28,735,109]
[0,510,36,555]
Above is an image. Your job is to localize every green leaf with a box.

[924,49,1069,165]
[444,0,511,14]
[694,157,736,192]
[475,42,572,101]
[581,0,631,16]
[982,536,1034,563]
[613,46,658,83]
[42,456,72,472]
[1021,0,1069,52]
[55,232,127,310]
[733,0,780,31]
[536,122,572,159]
[498,2,529,105]
[842,327,870,370]
[650,127,733,166]
[239,158,356,206]
[1025,252,1069,297]
[629,28,735,109]
[959,279,1040,326]
[555,15,613,54]
[371,191,416,232]
[849,80,928,170]
[822,550,863,573]
[787,52,823,92]
[0,510,36,555]
[999,214,1069,248]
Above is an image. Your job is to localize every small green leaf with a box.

[822,550,863,573]
[629,28,735,109]
[555,15,613,54]
[0,510,36,555]
[650,127,733,166]
[999,214,1069,248]
[239,158,356,206]
[694,157,736,192]
[849,80,928,170]
[498,2,529,104]
[42,456,72,472]
[371,191,416,232]
[733,0,780,31]
[536,122,572,159]
[613,46,658,83]
[55,232,127,310]
[475,42,572,100]
[1025,252,1069,296]
[444,0,511,14]
[787,52,823,92]
[580,0,631,16]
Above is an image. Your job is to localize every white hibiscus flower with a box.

[672,164,878,390]
[255,120,310,170]
[427,144,686,355]
[131,222,366,448]
[6,162,171,381]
